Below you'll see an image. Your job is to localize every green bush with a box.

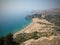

[0,33,18,45]
[14,31,53,43]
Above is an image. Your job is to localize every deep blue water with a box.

[0,12,32,36]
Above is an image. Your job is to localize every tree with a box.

[0,33,18,45]
[0,37,4,45]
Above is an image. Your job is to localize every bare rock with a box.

[21,36,60,45]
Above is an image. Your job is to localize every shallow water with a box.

[0,12,32,36]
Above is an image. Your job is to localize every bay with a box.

[0,12,32,36]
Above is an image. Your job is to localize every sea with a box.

[0,11,32,36]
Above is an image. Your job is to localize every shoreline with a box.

[13,19,33,38]
[13,18,52,38]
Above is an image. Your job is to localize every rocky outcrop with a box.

[21,36,60,45]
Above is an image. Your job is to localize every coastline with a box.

[13,19,33,38]
[13,18,52,38]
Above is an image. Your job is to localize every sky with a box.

[0,0,60,16]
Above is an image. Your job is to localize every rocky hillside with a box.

[26,8,60,31]
[14,18,57,37]
[26,8,60,26]
[21,36,60,45]
[13,8,60,45]
[13,17,60,45]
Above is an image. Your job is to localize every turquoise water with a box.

[0,12,32,36]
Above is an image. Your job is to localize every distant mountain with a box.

[14,8,60,45]
[26,8,60,26]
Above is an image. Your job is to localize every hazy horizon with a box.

[1,0,60,14]
[0,0,60,36]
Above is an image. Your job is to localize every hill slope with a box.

[13,18,60,45]
[13,8,60,45]
[14,18,56,38]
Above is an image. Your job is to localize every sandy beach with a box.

[13,18,54,38]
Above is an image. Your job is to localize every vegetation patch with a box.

[0,33,19,45]
[14,31,57,44]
